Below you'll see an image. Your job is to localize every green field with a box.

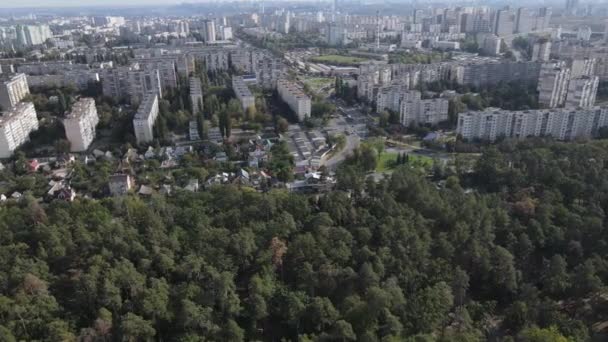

[302,77,334,93]
[310,55,367,66]
[376,152,434,172]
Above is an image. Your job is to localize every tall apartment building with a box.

[63,98,99,152]
[204,20,216,43]
[566,76,599,109]
[570,58,596,78]
[376,88,420,112]
[277,79,311,121]
[538,62,570,108]
[400,98,449,126]
[457,107,608,142]
[15,24,52,46]
[0,73,29,111]
[493,9,515,36]
[232,76,255,111]
[133,93,160,144]
[127,69,162,105]
[190,77,203,114]
[531,41,551,62]
[479,34,502,56]
[0,102,38,158]
[101,66,162,104]
[135,58,178,90]
[255,57,284,89]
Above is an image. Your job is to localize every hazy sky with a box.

[0,0,187,8]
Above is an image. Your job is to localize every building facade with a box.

[0,102,38,158]
[277,79,311,121]
[457,107,608,142]
[63,98,99,152]
[133,93,160,144]
[0,73,30,111]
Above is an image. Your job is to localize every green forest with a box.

[1,139,608,341]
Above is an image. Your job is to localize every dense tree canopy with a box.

[1,139,608,340]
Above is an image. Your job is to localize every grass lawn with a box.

[302,77,334,93]
[310,55,367,66]
[376,152,434,172]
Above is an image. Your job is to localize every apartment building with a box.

[63,98,99,152]
[570,58,596,78]
[376,88,420,112]
[255,57,284,89]
[133,93,160,144]
[538,62,570,108]
[135,58,178,90]
[0,73,29,111]
[400,98,449,126]
[277,79,311,121]
[101,66,162,104]
[566,76,599,109]
[27,70,99,91]
[232,76,255,111]
[0,102,38,158]
[190,77,203,114]
[531,41,551,62]
[457,107,608,142]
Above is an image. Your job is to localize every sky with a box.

[0,0,187,8]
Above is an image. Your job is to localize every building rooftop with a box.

[65,98,95,120]
[134,93,158,121]
[0,102,35,127]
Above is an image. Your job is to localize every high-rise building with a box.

[63,98,99,152]
[190,77,203,115]
[457,106,608,142]
[204,20,216,43]
[277,79,311,121]
[0,102,38,158]
[493,8,515,36]
[133,93,159,144]
[538,62,570,108]
[0,73,29,111]
[15,25,52,46]
[400,98,449,126]
[515,8,534,34]
[479,34,502,56]
[232,76,255,111]
[570,58,596,78]
[604,19,608,44]
[531,40,551,62]
[566,76,599,108]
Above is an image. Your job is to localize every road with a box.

[324,134,361,171]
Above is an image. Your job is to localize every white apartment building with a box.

[277,79,311,121]
[190,77,203,114]
[538,63,570,108]
[0,102,38,158]
[133,93,160,144]
[204,20,216,43]
[457,107,608,142]
[376,88,420,113]
[0,73,30,111]
[570,58,596,78]
[566,76,599,109]
[232,76,255,111]
[135,58,178,90]
[400,98,449,126]
[531,41,551,62]
[63,98,99,152]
